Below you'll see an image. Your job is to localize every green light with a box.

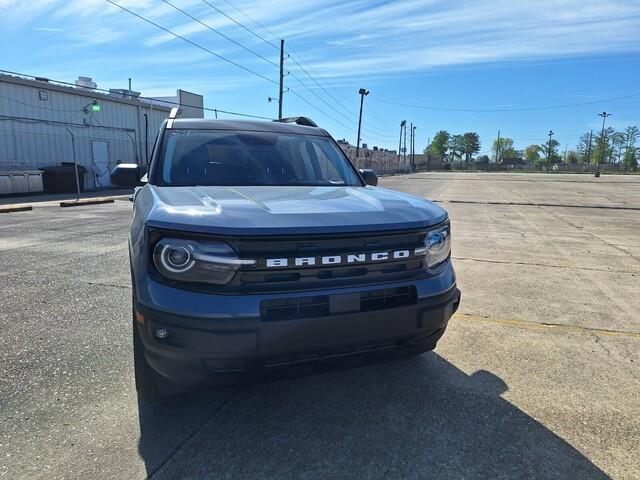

[91,102,101,112]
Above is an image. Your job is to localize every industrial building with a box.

[0,72,203,195]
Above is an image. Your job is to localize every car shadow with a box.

[138,353,609,479]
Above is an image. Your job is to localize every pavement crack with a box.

[452,256,638,275]
[86,281,131,289]
[454,312,640,339]
[441,199,640,211]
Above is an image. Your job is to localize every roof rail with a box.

[167,107,181,128]
[274,116,318,127]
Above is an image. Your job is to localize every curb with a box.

[0,205,33,214]
[60,198,116,208]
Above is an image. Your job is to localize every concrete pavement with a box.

[1,172,638,479]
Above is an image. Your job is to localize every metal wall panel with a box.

[0,76,171,189]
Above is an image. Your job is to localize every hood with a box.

[143,185,448,236]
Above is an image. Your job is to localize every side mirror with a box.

[359,169,378,186]
[111,163,141,187]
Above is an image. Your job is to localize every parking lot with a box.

[1,172,639,480]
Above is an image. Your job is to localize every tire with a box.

[133,317,166,403]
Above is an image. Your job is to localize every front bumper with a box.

[135,265,460,387]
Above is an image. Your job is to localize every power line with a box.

[205,0,397,136]
[159,0,279,68]
[283,46,393,133]
[104,0,279,86]
[369,93,640,113]
[217,0,280,43]
[286,70,395,138]
[0,69,272,120]
[287,89,358,133]
[286,55,355,119]
[287,89,391,144]
[0,93,87,113]
[199,0,279,50]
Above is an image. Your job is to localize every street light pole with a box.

[403,121,407,165]
[409,122,413,171]
[412,125,417,171]
[596,112,611,178]
[398,120,406,169]
[546,130,554,174]
[355,88,369,161]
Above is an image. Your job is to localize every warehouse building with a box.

[0,72,204,194]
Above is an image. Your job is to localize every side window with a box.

[311,143,341,181]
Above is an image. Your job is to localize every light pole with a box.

[546,130,554,173]
[412,125,417,171]
[596,112,611,178]
[398,120,406,169]
[355,88,369,161]
[409,122,413,171]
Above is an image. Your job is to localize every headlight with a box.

[153,238,255,285]
[416,224,451,268]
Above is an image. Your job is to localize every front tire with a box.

[133,318,167,403]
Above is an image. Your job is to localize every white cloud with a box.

[6,0,640,83]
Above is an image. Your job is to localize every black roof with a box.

[169,118,327,136]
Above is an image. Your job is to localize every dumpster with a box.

[41,163,87,194]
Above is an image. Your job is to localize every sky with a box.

[1,0,640,155]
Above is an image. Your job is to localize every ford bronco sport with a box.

[113,115,460,402]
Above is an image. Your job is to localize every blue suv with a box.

[114,116,460,402]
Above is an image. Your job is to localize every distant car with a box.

[113,115,460,402]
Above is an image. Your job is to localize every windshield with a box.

[154,129,362,187]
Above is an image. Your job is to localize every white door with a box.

[92,141,110,188]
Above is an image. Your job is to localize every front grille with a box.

[261,286,416,321]
[229,229,429,292]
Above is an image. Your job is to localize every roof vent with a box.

[75,76,97,90]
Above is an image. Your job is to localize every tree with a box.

[476,155,490,164]
[592,127,615,165]
[623,126,639,156]
[541,138,561,164]
[611,131,626,163]
[566,151,579,164]
[576,132,593,163]
[623,148,638,171]
[448,134,465,162]
[492,137,515,162]
[524,144,541,163]
[429,130,450,159]
[461,132,481,164]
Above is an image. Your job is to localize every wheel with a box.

[133,317,167,403]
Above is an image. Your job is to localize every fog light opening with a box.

[154,328,170,339]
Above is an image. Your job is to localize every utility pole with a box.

[398,121,405,168]
[546,130,554,173]
[278,39,285,119]
[412,125,417,171]
[403,122,407,165]
[495,130,501,164]
[355,88,369,160]
[564,144,568,164]
[409,122,413,171]
[596,112,611,178]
